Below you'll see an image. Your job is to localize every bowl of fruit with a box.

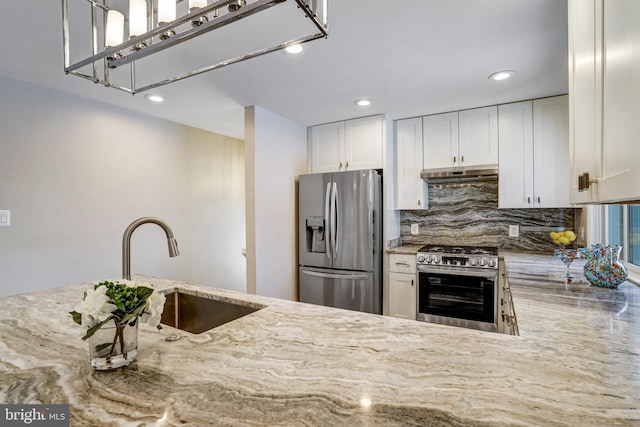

[549,230,577,248]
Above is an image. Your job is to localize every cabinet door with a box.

[310,122,345,173]
[599,0,640,201]
[388,272,417,320]
[568,0,602,203]
[458,106,498,168]
[423,112,458,169]
[533,96,570,208]
[345,116,383,171]
[498,101,534,208]
[395,118,427,210]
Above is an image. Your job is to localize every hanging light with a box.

[105,10,124,60]
[157,0,177,39]
[62,0,329,94]
[189,0,209,27]
[129,0,147,38]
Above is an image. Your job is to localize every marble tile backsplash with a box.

[400,180,577,253]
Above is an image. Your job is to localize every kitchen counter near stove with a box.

[1,254,640,426]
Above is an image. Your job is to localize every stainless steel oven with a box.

[416,245,499,332]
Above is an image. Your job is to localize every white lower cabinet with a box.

[388,254,417,320]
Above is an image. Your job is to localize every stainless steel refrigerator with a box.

[298,169,382,314]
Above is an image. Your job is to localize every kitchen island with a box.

[1,253,639,426]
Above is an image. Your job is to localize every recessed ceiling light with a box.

[488,71,514,81]
[285,44,303,54]
[354,99,373,107]
[145,94,164,103]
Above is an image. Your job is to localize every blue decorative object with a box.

[582,245,628,289]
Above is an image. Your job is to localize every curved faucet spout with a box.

[122,217,180,280]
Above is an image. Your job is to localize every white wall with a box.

[0,76,246,297]
[244,106,307,300]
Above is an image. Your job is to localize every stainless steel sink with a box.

[160,291,263,334]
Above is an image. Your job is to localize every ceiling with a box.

[0,0,568,140]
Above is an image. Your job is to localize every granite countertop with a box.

[1,253,639,426]
[386,244,423,255]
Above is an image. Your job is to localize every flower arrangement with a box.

[70,281,166,361]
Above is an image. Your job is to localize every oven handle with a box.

[417,264,498,279]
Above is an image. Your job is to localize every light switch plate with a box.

[410,223,419,235]
[508,225,519,237]
[0,210,10,227]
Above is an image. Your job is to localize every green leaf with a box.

[70,311,83,325]
[81,317,113,341]
[94,342,112,353]
[136,286,154,300]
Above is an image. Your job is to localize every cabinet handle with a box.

[345,161,349,169]
[578,172,592,192]
[411,279,414,286]
[339,162,343,170]
[395,261,411,266]
[453,156,456,164]
[527,197,531,204]
[461,155,464,163]
[537,196,541,204]
[417,199,421,206]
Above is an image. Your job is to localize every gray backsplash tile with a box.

[400,180,577,253]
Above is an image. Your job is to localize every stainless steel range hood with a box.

[421,165,498,183]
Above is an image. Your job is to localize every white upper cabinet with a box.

[423,112,458,169]
[395,118,427,210]
[498,101,534,208]
[532,96,570,208]
[309,116,383,173]
[458,106,499,168]
[423,106,497,170]
[599,0,640,202]
[309,122,345,173]
[499,96,570,209]
[569,0,640,203]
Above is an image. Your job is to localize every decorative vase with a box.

[582,244,628,289]
[88,321,138,370]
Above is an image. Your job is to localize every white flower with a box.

[73,285,117,328]
[141,290,166,328]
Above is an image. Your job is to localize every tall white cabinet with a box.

[498,96,570,208]
[395,118,427,210]
[309,115,384,173]
[423,106,498,170]
[569,0,640,203]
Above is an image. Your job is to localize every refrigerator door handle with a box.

[331,181,338,260]
[300,269,370,281]
[324,182,332,260]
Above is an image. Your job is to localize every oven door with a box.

[417,264,498,332]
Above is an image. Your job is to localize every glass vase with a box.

[88,321,138,370]
[582,244,628,289]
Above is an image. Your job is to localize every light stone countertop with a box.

[1,253,639,426]
[386,244,423,255]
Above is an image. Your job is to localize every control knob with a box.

[470,258,479,267]
[417,254,425,263]
[488,258,497,268]
[432,256,441,264]
[479,258,487,267]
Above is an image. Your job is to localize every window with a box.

[604,205,640,274]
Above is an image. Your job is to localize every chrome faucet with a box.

[122,217,180,280]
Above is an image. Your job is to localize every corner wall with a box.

[0,76,246,296]
[244,106,307,300]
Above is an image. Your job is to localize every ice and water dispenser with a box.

[304,216,325,253]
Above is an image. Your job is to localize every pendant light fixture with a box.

[62,0,329,95]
